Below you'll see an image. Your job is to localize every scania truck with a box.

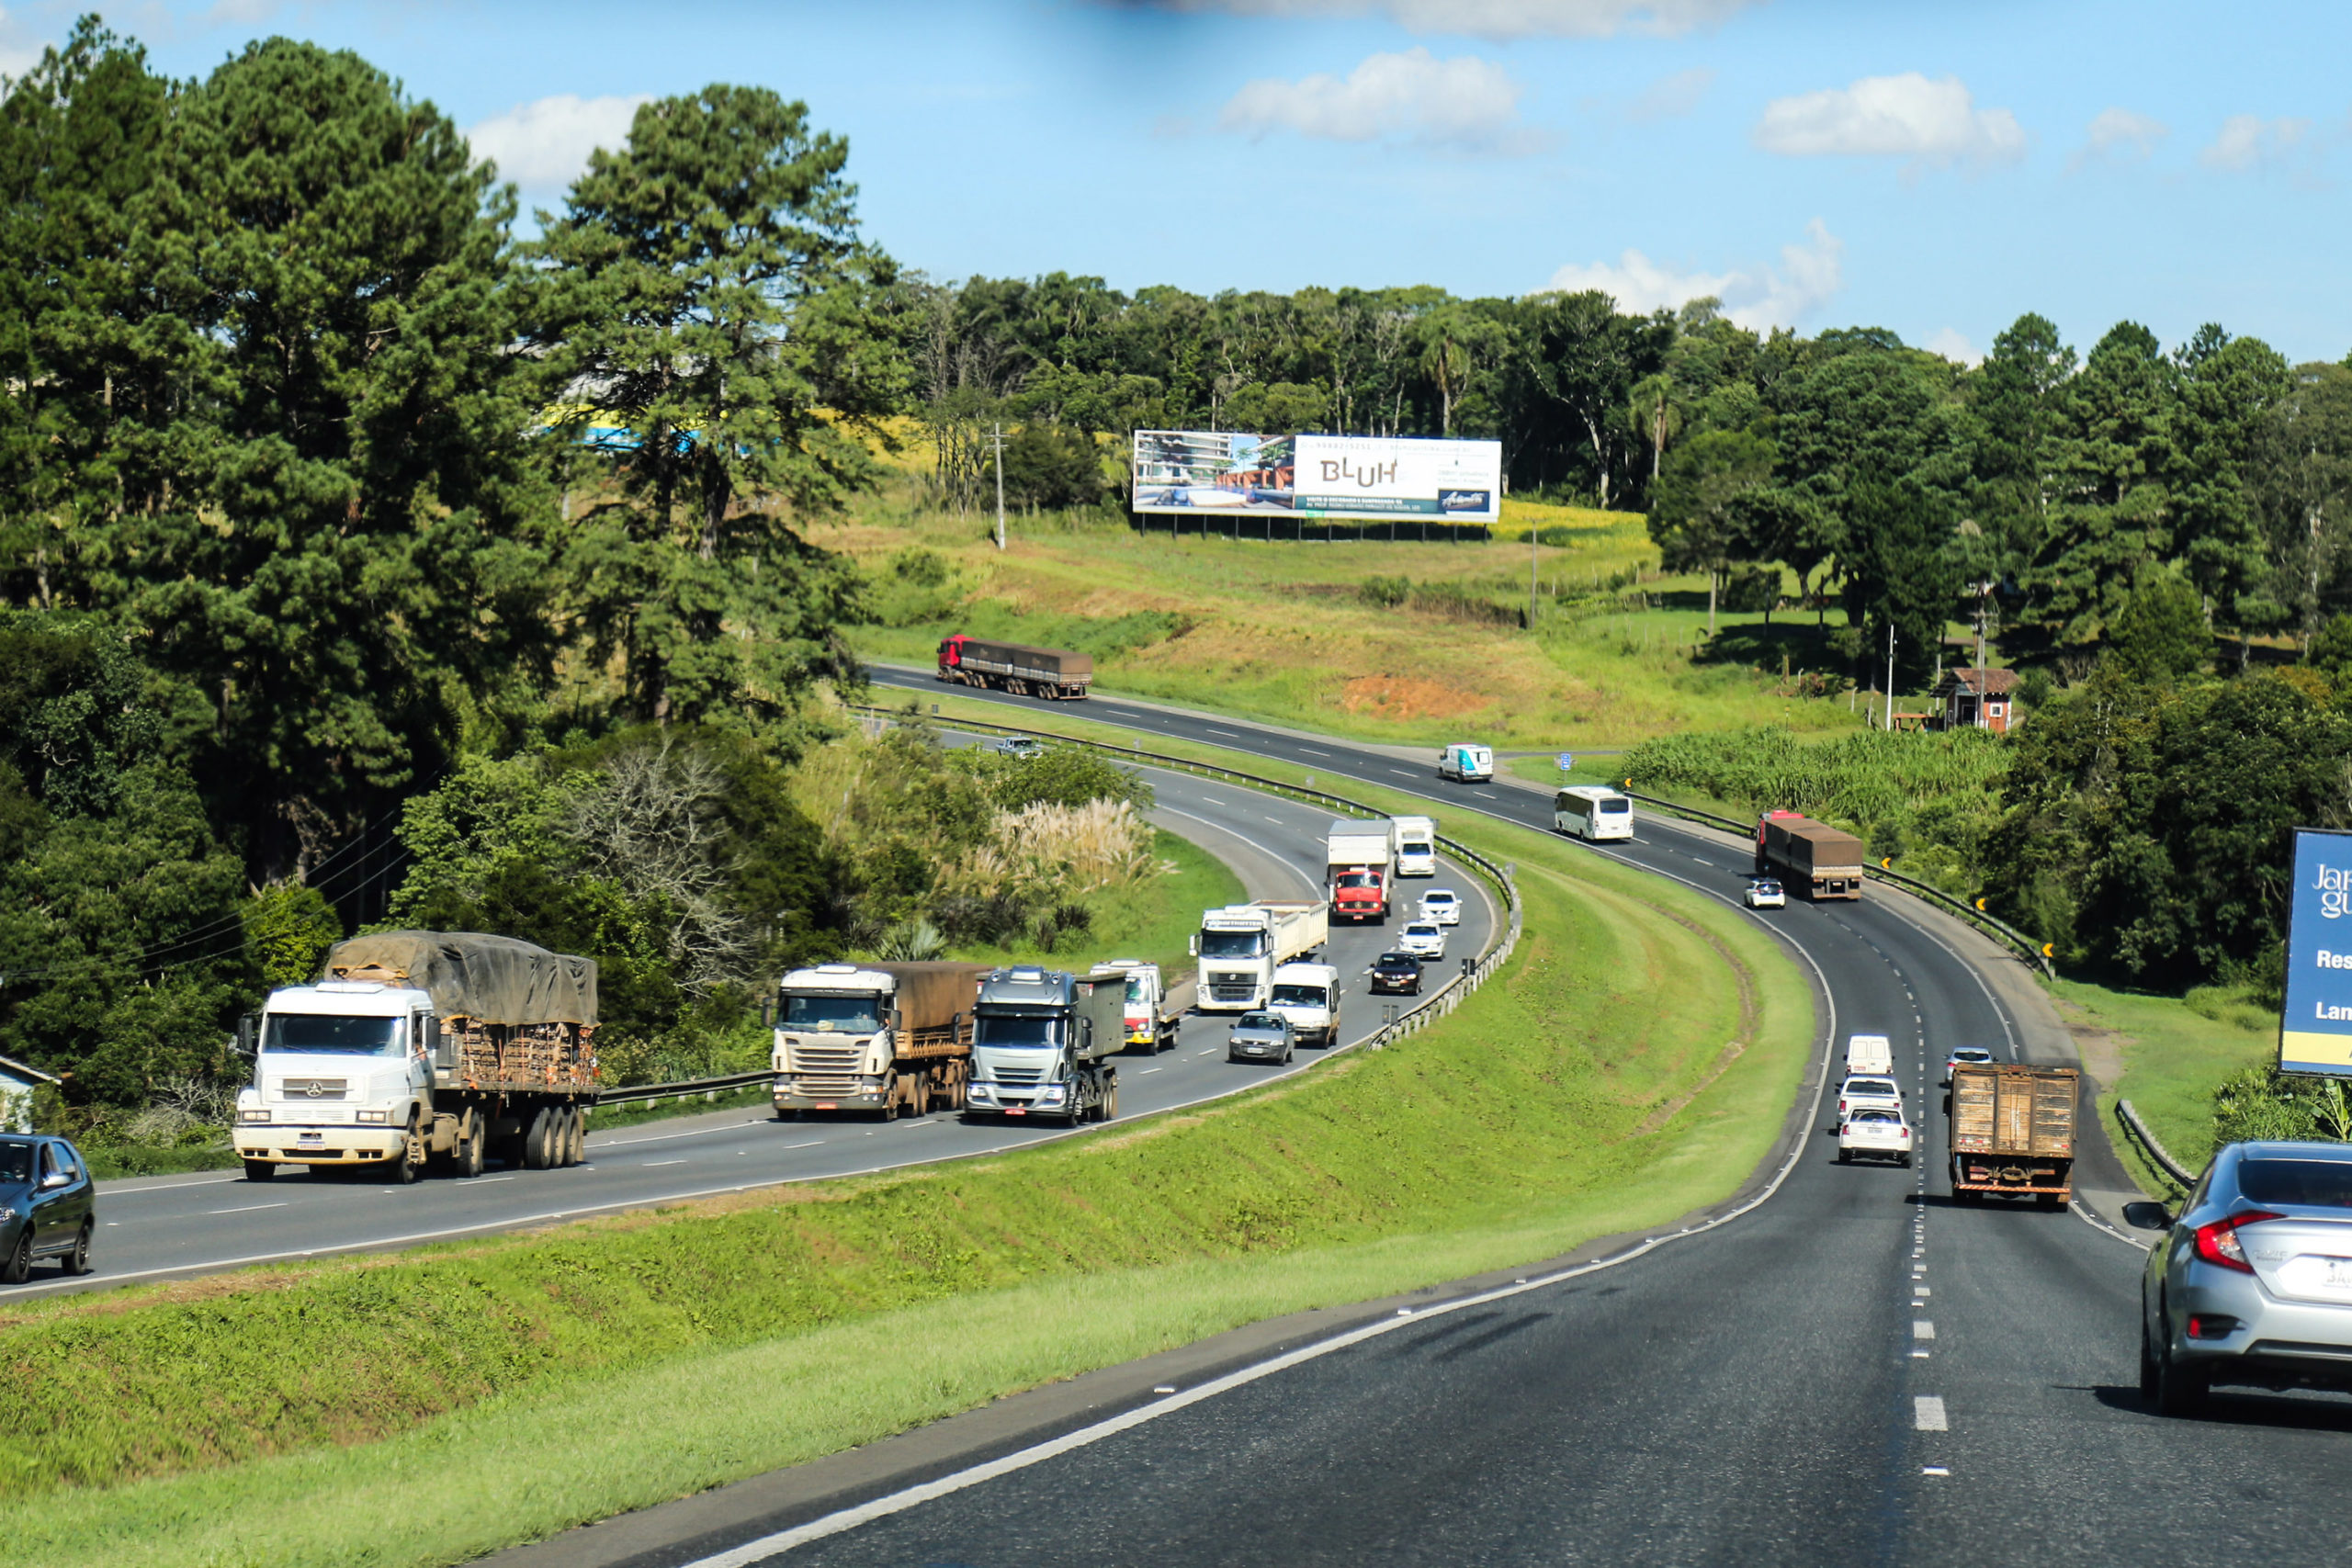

[233,931,597,1182]
[1191,900,1330,1011]
[964,966,1125,1126]
[773,960,991,1119]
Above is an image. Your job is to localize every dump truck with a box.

[1192,899,1329,1011]
[964,966,1125,1126]
[935,634,1092,700]
[233,931,597,1182]
[773,960,991,1120]
[1327,818,1396,923]
[1755,810,1867,900]
[1090,958,1182,1054]
[1948,1062,2078,1207]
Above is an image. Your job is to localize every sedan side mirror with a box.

[2121,1201,2173,1232]
[40,1171,70,1190]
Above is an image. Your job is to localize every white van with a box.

[1267,962,1341,1047]
[1554,785,1634,841]
[1391,815,1437,877]
[1844,1033,1894,1077]
[1438,743,1493,783]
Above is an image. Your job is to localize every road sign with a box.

[2282,827,2352,1076]
[1556,752,1575,772]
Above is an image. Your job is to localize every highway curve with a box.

[10,751,1493,1302]
[517,669,2352,1568]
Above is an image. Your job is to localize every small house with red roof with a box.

[1933,668,2021,733]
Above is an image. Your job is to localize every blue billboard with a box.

[2283,828,2352,1076]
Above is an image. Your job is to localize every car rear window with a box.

[1844,1078,1895,1095]
[2236,1158,2352,1208]
[1851,1111,1897,1123]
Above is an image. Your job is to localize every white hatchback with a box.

[1745,878,1786,909]
[1838,1108,1913,1166]
[1419,888,1462,927]
[1398,921,1447,961]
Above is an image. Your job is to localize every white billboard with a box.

[1130,430,1500,524]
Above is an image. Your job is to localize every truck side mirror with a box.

[235,1015,256,1057]
[1188,935,1199,957]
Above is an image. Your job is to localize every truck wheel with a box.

[453,1125,485,1179]
[243,1159,277,1182]
[877,1076,899,1122]
[911,1076,931,1118]
[393,1121,426,1184]
[523,1106,555,1170]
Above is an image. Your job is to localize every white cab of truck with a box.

[1392,815,1438,877]
[1844,1033,1895,1077]
[236,981,435,1169]
[1090,958,1178,1053]
[1267,962,1342,1047]
[1191,900,1329,1011]
[1438,743,1493,783]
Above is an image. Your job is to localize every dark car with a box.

[0,1134,96,1283]
[1368,952,1422,996]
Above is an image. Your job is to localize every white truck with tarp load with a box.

[233,931,597,1182]
[773,960,991,1120]
[1391,815,1438,877]
[964,966,1125,1126]
[1191,900,1329,1011]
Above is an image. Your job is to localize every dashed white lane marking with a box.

[1922,1466,1951,1476]
[642,1159,687,1168]
[207,1201,287,1214]
[1198,795,1227,807]
[1913,1321,1936,1339]
[1299,747,1329,756]
[1263,816,1284,825]
[1914,1286,1931,1297]
[1915,1396,1949,1431]
[780,1141,825,1150]
[1388,769,1416,778]
[1140,1067,1163,1074]
[1207,728,1240,738]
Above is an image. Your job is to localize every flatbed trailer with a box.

[935,635,1091,700]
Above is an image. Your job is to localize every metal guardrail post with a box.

[2117,1098,2198,1190]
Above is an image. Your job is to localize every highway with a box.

[11,754,1495,1301]
[485,669,2352,1568]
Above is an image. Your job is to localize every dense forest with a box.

[6,16,2352,1121]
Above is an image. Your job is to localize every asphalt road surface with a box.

[16,756,1493,1301]
[594,667,2340,1568]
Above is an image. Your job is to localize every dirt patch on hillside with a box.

[1340,675,1492,722]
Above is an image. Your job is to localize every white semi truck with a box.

[1391,815,1438,877]
[964,966,1125,1126]
[1191,900,1329,1011]
[773,961,992,1119]
[233,931,597,1182]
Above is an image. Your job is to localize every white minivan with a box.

[1267,962,1341,1047]
[1844,1033,1894,1077]
[1438,743,1493,783]
[1555,786,1634,841]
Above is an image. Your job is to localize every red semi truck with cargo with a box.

[935,635,1092,700]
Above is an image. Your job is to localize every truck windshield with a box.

[1270,985,1328,1008]
[1199,931,1268,959]
[1123,976,1148,1003]
[975,1014,1062,1050]
[261,1015,403,1055]
[782,993,882,1032]
[1336,873,1379,888]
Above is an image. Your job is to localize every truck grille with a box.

[787,1040,865,1074]
[992,1065,1045,1085]
[273,1077,348,1100]
[792,1075,865,1096]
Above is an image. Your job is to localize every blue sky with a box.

[6,1,2347,365]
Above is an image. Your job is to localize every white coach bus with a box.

[1555,785,1634,841]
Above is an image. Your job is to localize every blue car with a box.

[0,1134,96,1283]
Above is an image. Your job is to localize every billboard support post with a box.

[2281,827,2352,1077]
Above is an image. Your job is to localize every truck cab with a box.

[1090,959,1178,1054]
[235,981,437,1177]
[774,961,983,1120]
[964,966,1121,1126]
[1267,962,1341,1047]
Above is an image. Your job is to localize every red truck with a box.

[1326,818,1396,924]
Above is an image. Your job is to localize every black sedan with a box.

[0,1134,96,1283]
[1368,951,1423,996]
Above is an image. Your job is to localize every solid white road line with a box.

[1914,1396,1948,1431]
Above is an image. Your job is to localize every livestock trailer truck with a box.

[935,634,1092,699]
[235,931,597,1182]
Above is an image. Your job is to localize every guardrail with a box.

[593,1070,771,1110]
[2117,1098,2198,1190]
[1612,788,2053,977]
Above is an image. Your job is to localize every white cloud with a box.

[467,94,652,187]
[1754,73,2025,167]
[1218,48,1533,150]
[1149,0,1755,39]
[1628,66,1714,121]
[2199,113,2311,171]
[1924,328,1981,367]
[2078,107,2166,163]
[1540,219,1844,332]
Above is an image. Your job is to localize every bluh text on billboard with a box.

[2282,827,2352,1075]
[1130,430,1500,523]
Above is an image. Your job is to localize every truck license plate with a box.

[298,1132,323,1144]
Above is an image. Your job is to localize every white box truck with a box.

[1438,743,1493,783]
[1392,815,1438,877]
[1191,900,1329,1011]
[233,931,596,1182]
[1326,819,1396,924]
[1267,962,1342,1047]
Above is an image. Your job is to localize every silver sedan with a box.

[1226,1010,1295,1066]
[2131,1140,2352,1416]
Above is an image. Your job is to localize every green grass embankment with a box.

[2053,977,2274,1189]
[0,737,1812,1568]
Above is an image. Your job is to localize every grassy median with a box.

[0,734,1812,1568]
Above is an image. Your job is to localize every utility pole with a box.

[1529,524,1539,631]
[1973,595,1988,728]
[990,422,1007,552]
[1883,622,1896,732]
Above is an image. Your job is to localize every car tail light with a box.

[2192,1211,2281,1274]
[2187,1314,2242,1339]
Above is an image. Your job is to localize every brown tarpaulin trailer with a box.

[324,931,598,1026]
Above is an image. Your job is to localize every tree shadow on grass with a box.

[1696,620,1854,678]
